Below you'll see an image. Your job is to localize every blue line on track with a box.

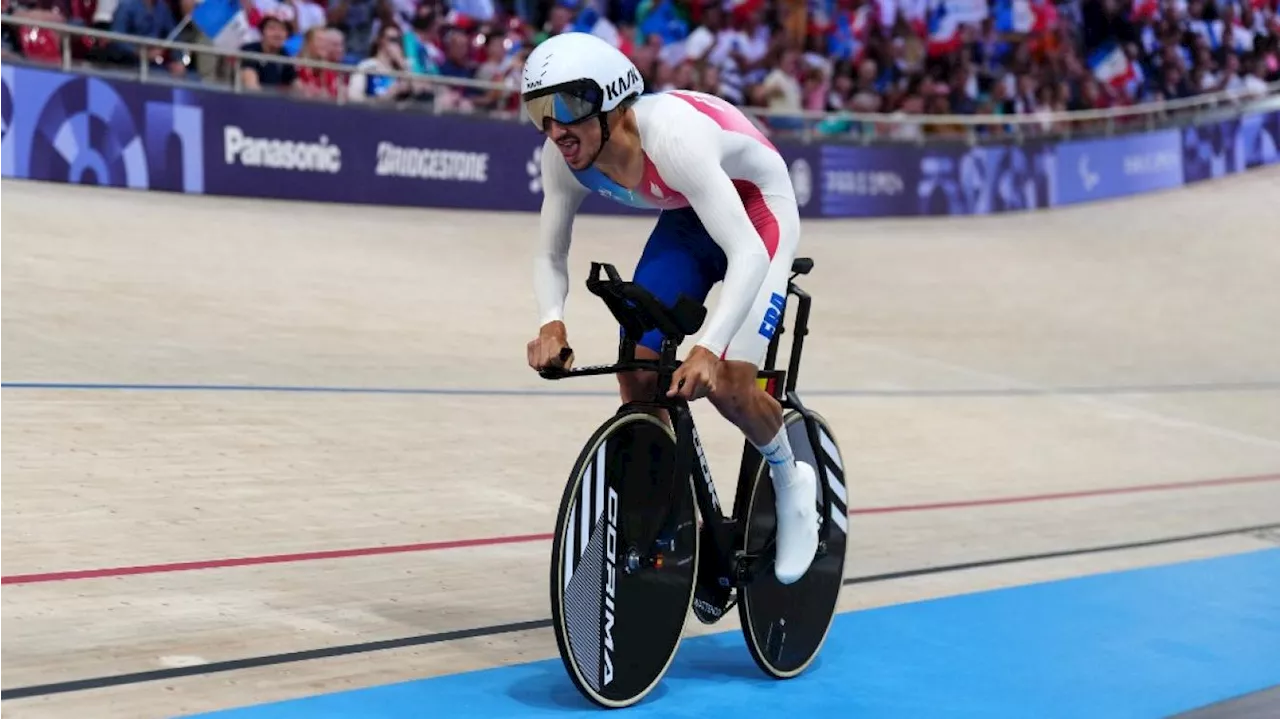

[187,548,1280,719]
[3,380,1279,398]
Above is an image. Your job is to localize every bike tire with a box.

[549,410,699,708]
[736,408,849,679]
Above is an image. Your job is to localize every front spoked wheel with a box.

[736,408,848,678]
[550,410,699,708]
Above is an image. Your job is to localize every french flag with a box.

[926,1,964,56]
[994,0,1057,34]
[192,0,254,51]
[1088,41,1136,91]
[993,0,1035,33]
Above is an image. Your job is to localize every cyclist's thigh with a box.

[723,194,801,367]
[631,208,725,354]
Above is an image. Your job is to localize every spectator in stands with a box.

[0,0,29,58]
[435,26,480,110]
[240,15,298,91]
[348,22,414,102]
[107,0,184,75]
[1241,54,1272,97]
[328,0,393,59]
[756,45,803,127]
[405,5,444,74]
[473,31,521,110]
[294,25,344,99]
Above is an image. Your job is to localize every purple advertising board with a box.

[1182,111,1280,184]
[1054,130,1184,206]
[820,141,1053,218]
[0,64,821,219]
[3,64,1277,219]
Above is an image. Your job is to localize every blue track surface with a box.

[189,548,1280,719]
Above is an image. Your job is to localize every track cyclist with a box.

[522,32,819,585]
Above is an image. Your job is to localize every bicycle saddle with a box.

[586,262,706,342]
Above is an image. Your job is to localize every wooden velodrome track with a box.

[3,168,1280,717]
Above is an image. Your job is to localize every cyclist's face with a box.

[544,116,602,170]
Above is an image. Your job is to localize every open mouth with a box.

[556,136,581,163]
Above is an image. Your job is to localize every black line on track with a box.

[4,522,1277,701]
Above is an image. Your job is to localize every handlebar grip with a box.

[538,346,574,380]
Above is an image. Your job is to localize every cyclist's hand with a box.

[528,321,574,370]
[669,345,718,401]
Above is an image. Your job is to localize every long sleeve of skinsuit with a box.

[532,139,588,327]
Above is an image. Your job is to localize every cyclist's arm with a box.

[534,139,589,327]
[646,107,771,358]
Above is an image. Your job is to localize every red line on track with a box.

[4,472,1277,586]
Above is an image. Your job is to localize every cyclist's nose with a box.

[545,121,571,139]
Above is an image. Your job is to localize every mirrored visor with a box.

[523,82,604,130]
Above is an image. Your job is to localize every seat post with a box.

[785,285,811,394]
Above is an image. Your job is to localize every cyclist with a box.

[523,32,819,585]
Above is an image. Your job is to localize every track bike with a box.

[538,258,848,708]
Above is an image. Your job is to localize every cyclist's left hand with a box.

[668,346,719,401]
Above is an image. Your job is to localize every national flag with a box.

[993,0,1035,33]
[1088,41,1136,91]
[926,1,964,56]
[191,0,254,51]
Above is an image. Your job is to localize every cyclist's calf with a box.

[708,361,784,447]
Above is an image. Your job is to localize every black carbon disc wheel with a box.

[736,409,848,679]
[550,411,699,708]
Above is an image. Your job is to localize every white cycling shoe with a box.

[772,461,821,585]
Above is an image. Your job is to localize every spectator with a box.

[672,60,696,90]
[348,22,414,102]
[108,0,183,75]
[695,62,725,98]
[240,15,298,91]
[757,45,804,130]
[0,0,34,58]
[474,32,512,109]
[294,25,344,99]
[1240,55,1271,97]
[328,0,393,59]
[436,26,481,109]
[405,5,444,74]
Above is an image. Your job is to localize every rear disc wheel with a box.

[737,409,848,678]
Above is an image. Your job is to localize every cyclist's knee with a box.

[618,370,659,404]
[709,361,772,419]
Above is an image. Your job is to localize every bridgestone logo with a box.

[223,126,342,173]
[375,143,489,182]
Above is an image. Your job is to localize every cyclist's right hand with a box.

[527,321,574,371]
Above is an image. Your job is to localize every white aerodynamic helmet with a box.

[520,32,644,133]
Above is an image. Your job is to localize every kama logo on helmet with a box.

[605,68,641,103]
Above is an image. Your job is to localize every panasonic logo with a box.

[374,142,489,182]
[603,486,618,686]
[223,126,342,173]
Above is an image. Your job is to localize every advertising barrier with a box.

[3,64,1278,219]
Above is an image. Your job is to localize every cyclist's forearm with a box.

[534,143,586,326]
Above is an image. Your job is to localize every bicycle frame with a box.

[539,263,834,588]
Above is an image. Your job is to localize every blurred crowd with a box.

[4,0,1278,132]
